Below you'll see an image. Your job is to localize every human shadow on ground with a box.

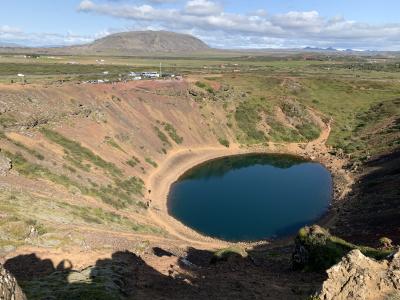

[4,243,326,300]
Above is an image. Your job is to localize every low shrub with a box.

[218,138,230,148]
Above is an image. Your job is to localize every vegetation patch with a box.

[154,126,171,147]
[293,225,392,271]
[104,136,126,153]
[115,177,144,196]
[6,151,143,210]
[145,157,158,168]
[41,128,122,177]
[5,151,80,188]
[162,122,183,144]
[195,81,215,94]
[59,202,158,234]
[218,138,230,148]
[296,123,321,140]
[5,137,45,160]
[235,98,268,143]
[211,247,247,264]
[268,119,302,142]
[126,156,140,168]
[0,115,17,128]
[296,77,400,159]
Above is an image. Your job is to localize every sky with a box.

[1,0,400,50]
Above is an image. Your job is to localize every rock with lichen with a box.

[317,249,400,300]
[0,263,26,300]
[292,225,391,271]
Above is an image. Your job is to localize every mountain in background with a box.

[0,31,211,56]
[71,31,211,55]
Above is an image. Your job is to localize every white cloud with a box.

[74,0,400,49]
[271,11,323,31]
[78,0,95,11]
[0,25,21,33]
[184,0,222,16]
[0,24,101,47]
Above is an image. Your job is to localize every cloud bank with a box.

[76,0,400,50]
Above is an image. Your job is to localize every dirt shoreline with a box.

[145,121,353,248]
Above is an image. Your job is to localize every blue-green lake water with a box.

[168,154,332,242]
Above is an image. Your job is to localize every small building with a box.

[141,72,160,79]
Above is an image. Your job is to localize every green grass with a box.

[145,157,158,168]
[5,151,80,188]
[268,119,302,142]
[115,177,144,196]
[0,62,133,76]
[154,126,171,147]
[0,115,17,128]
[5,136,45,160]
[59,202,158,234]
[218,138,230,147]
[296,123,321,140]
[195,81,215,94]
[41,128,122,177]
[296,226,392,271]
[235,97,269,143]
[211,247,247,263]
[162,122,183,144]
[126,156,140,168]
[5,150,143,210]
[104,136,126,153]
[295,77,400,158]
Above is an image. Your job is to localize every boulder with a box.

[292,225,390,271]
[0,263,26,300]
[318,249,400,300]
[292,225,339,271]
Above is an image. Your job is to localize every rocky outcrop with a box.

[0,153,11,176]
[292,225,391,272]
[292,225,347,271]
[0,263,26,300]
[317,249,400,300]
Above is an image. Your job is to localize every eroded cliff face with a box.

[318,249,400,300]
[0,263,26,300]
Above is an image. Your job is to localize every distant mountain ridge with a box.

[303,46,365,52]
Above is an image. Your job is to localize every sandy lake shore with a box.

[144,118,352,248]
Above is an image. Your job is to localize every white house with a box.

[141,72,160,78]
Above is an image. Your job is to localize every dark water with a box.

[168,154,332,242]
